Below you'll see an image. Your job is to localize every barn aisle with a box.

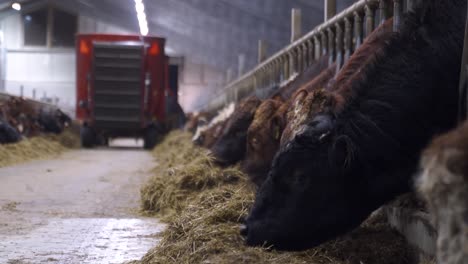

[0,141,165,263]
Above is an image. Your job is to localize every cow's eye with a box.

[250,137,259,149]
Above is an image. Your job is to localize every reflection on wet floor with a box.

[0,218,165,264]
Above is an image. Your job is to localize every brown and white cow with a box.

[194,118,230,149]
[211,96,262,165]
[418,121,468,264]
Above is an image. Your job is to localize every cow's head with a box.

[241,99,287,186]
[200,120,227,149]
[241,93,373,250]
[211,96,261,166]
[281,89,331,148]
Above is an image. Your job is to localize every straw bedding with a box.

[137,131,418,264]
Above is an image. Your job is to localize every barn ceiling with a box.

[0,0,356,72]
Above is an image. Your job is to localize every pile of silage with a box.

[137,131,417,264]
[0,128,80,168]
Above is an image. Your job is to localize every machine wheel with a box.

[144,126,158,150]
[80,126,95,148]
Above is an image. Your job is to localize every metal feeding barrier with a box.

[200,0,416,113]
[0,91,59,113]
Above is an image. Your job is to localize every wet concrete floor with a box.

[0,140,165,263]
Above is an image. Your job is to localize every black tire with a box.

[144,126,158,150]
[80,126,95,148]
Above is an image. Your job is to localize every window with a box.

[23,6,77,47]
[23,8,47,46]
[52,9,77,47]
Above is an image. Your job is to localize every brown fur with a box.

[184,112,210,134]
[330,19,395,112]
[210,96,262,166]
[241,64,337,186]
[242,99,284,185]
[199,119,229,149]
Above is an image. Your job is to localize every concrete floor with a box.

[0,140,165,264]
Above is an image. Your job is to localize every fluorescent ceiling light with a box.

[134,0,148,36]
[12,3,21,11]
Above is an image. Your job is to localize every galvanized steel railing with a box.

[0,92,59,113]
[201,0,414,113]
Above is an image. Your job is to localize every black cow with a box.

[242,0,466,250]
[38,109,70,134]
[0,120,21,144]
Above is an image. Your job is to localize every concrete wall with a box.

[0,11,131,114]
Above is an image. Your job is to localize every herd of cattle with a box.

[0,96,71,144]
[185,0,467,261]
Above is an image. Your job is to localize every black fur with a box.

[244,0,467,250]
[0,121,21,144]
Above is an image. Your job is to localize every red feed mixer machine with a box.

[76,34,170,149]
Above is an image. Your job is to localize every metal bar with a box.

[393,0,402,31]
[291,8,302,42]
[379,0,390,25]
[365,4,376,37]
[302,43,309,69]
[325,0,337,21]
[327,28,335,66]
[258,40,267,63]
[344,17,353,63]
[201,0,380,112]
[289,51,296,76]
[314,36,321,60]
[297,46,304,73]
[307,39,314,67]
[458,1,468,122]
[321,31,328,56]
[284,54,290,80]
[354,11,364,49]
[335,22,344,71]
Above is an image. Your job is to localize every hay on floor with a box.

[0,128,80,168]
[138,131,417,264]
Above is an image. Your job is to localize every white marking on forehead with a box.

[193,103,236,142]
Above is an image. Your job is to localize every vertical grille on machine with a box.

[92,42,144,129]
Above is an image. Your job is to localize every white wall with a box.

[0,12,132,114]
[178,60,225,112]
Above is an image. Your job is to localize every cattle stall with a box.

[0,92,59,114]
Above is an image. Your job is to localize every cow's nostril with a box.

[240,224,248,237]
